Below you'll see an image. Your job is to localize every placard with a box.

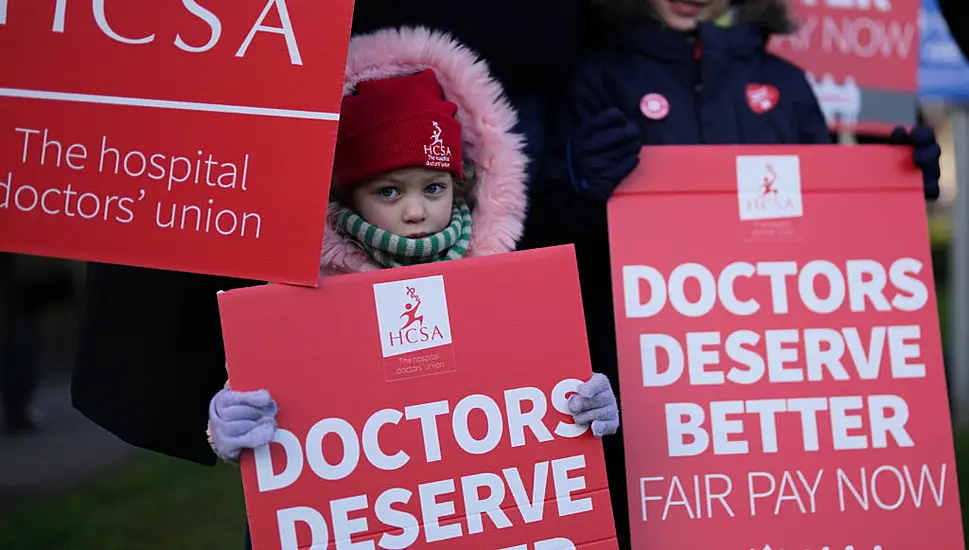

[220,246,620,549]
[608,145,964,549]
[0,0,352,285]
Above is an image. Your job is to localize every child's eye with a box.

[425,182,447,195]
[376,186,400,199]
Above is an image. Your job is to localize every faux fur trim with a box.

[319,27,528,276]
[592,0,799,35]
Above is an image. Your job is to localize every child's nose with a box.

[402,199,426,223]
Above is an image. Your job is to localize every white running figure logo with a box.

[430,121,444,147]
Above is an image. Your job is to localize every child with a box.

[206,25,621,539]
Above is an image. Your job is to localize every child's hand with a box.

[567,108,641,202]
[568,373,620,437]
[208,386,278,462]
[889,125,941,201]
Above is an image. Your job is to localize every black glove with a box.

[889,125,942,201]
[567,108,641,202]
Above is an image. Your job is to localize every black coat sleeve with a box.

[72,263,261,465]
[523,54,618,249]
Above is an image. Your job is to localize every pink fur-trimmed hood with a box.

[319,27,529,276]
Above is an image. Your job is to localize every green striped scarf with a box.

[335,199,473,268]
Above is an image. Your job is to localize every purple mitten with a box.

[208,387,278,462]
[568,372,620,437]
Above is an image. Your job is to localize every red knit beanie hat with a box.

[333,69,463,190]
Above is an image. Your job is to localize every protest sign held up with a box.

[608,145,964,549]
[219,246,619,550]
[0,0,352,285]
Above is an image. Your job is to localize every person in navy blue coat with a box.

[523,0,942,547]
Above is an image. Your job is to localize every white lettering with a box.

[94,0,155,44]
[237,0,303,65]
[175,0,222,52]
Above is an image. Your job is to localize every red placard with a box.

[0,1,353,285]
[219,246,619,550]
[608,145,964,549]
[768,0,919,133]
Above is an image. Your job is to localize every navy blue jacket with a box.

[522,23,833,546]
[575,22,831,146]
[529,21,833,241]
[565,20,831,153]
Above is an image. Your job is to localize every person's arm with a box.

[71,263,262,465]
[525,56,639,248]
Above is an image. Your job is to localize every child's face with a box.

[351,167,455,238]
[648,0,730,31]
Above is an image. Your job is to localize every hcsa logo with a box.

[736,155,804,221]
[424,121,453,169]
[393,285,444,345]
[373,275,453,358]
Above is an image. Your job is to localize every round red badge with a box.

[640,93,670,120]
